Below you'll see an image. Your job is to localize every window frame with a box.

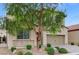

[17,30,29,39]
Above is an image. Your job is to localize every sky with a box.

[58,3,79,26]
[0,3,79,26]
[0,3,6,17]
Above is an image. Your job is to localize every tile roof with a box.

[68,24,79,31]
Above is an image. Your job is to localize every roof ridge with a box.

[68,24,79,27]
[68,24,79,31]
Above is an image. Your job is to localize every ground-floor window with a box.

[17,31,29,39]
[0,36,7,43]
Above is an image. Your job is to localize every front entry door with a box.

[36,32,42,48]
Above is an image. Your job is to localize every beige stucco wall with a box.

[7,33,16,49]
[0,29,6,37]
[68,30,79,45]
[30,30,37,47]
[0,29,36,49]
[0,27,68,48]
[6,30,36,49]
[13,40,34,48]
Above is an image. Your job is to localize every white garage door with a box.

[47,35,65,45]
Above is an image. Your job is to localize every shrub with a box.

[46,47,54,55]
[24,52,32,55]
[11,47,16,52]
[58,48,68,53]
[26,45,32,50]
[71,42,74,45]
[17,51,23,55]
[47,43,51,47]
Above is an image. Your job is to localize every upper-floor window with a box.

[17,31,29,39]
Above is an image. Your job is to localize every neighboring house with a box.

[68,24,79,45]
[0,26,68,49]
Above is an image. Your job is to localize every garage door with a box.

[47,35,65,45]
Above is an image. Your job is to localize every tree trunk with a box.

[35,4,44,48]
[35,26,43,48]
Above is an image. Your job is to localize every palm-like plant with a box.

[6,3,66,48]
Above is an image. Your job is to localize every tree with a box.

[6,3,66,48]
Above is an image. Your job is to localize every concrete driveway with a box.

[52,45,79,55]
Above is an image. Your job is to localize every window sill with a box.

[13,39,31,41]
[17,39,29,40]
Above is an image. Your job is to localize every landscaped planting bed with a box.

[9,44,69,55]
[45,43,68,55]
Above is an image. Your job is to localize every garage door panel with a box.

[47,35,65,45]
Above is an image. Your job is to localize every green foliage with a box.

[26,45,32,50]
[6,3,66,35]
[46,47,54,55]
[58,48,68,53]
[24,52,32,55]
[47,43,51,47]
[55,47,68,54]
[11,47,16,52]
[17,51,24,55]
